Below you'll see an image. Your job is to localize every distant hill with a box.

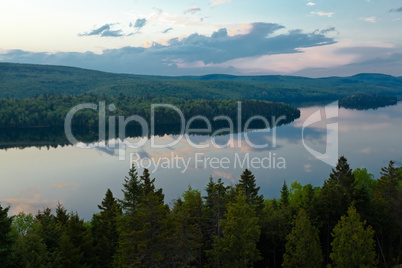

[1,62,402,103]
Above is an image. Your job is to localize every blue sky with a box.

[1,0,402,76]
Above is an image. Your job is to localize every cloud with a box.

[210,0,232,6]
[390,7,402,12]
[0,22,337,75]
[291,43,402,77]
[162,28,174,34]
[307,2,316,6]
[152,7,163,14]
[311,11,334,17]
[129,18,147,34]
[212,170,234,183]
[52,183,78,189]
[359,147,372,154]
[0,188,58,215]
[78,24,124,37]
[359,17,377,23]
[304,164,312,173]
[131,18,147,29]
[184,7,201,14]
[317,26,338,35]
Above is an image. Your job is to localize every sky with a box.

[1,0,402,77]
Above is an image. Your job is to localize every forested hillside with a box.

[0,157,401,267]
[1,62,402,102]
[0,94,300,129]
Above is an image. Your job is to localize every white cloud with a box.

[0,22,336,75]
[210,0,232,6]
[359,16,377,23]
[307,2,316,6]
[311,11,334,17]
[184,7,201,14]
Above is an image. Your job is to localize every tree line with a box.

[0,156,401,267]
[0,94,300,129]
[339,94,398,110]
[2,62,402,103]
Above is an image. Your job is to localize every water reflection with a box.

[1,103,401,220]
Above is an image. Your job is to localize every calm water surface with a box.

[1,102,401,219]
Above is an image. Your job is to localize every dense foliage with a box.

[339,94,398,110]
[2,62,402,102]
[1,157,401,267]
[0,94,300,129]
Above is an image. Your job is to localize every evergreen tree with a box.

[376,160,401,201]
[0,204,14,267]
[55,203,69,226]
[237,169,264,212]
[35,207,61,264]
[11,223,50,268]
[116,166,143,266]
[213,190,261,267]
[315,161,352,264]
[372,161,402,266]
[54,232,83,268]
[259,198,291,267]
[170,187,203,267]
[329,156,355,198]
[330,206,377,267]
[120,166,142,215]
[63,212,97,267]
[283,208,323,268]
[280,180,289,207]
[118,168,169,267]
[93,188,121,268]
[203,177,228,266]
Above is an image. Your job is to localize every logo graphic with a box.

[302,101,339,167]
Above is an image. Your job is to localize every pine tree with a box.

[213,190,262,267]
[376,160,401,201]
[280,180,289,207]
[0,204,14,267]
[120,166,142,216]
[64,212,97,267]
[203,177,228,266]
[237,169,264,212]
[372,161,402,266]
[130,185,169,267]
[94,188,121,268]
[117,168,169,267]
[329,156,355,198]
[11,224,50,268]
[283,208,323,268]
[259,198,291,267]
[35,207,61,264]
[330,206,377,267]
[315,165,351,264]
[54,232,83,268]
[170,187,203,267]
[55,203,69,226]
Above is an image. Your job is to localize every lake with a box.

[1,101,401,220]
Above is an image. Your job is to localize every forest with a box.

[1,62,402,103]
[0,156,401,267]
[339,94,398,110]
[0,94,300,129]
